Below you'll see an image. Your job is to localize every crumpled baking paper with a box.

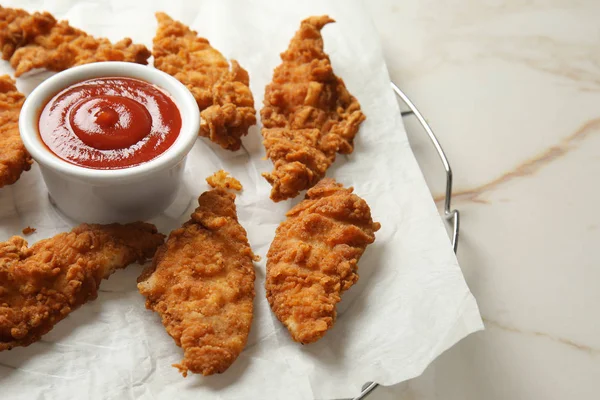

[0,0,483,399]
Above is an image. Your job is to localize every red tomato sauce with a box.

[38,77,181,169]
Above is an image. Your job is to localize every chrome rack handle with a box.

[350,82,461,400]
[391,82,460,253]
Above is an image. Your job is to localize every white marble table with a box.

[365,1,600,399]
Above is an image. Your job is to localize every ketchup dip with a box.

[38,77,182,169]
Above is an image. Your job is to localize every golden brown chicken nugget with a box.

[0,222,165,350]
[153,13,256,151]
[261,16,366,201]
[138,187,256,376]
[266,178,380,343]
[0,6,151,77]
[0,75,31,188]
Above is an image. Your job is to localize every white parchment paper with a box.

[0,0,483,399]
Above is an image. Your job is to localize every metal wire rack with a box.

[350,82,461,400]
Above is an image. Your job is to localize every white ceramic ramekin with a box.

[19,62,200,223]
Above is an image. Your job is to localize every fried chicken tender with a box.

[153,13,256,151]
[266,178,380,344]
[206,169,243,191]
[0,6,151,77]
[0,75,31,188]
[0,222,165,351]
[261,16,366,202]
[138,187,256,376]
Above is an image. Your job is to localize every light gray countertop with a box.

[366,1,600,399]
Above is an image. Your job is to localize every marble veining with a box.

[482,317,600,355]
[433,117,600,204]
[367,0,600,399]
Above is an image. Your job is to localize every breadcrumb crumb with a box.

[21,226,36,235]
[206,170,243,191]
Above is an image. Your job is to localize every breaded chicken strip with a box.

[0,222,165,351]
[261,16,366,201]
[138,187,256,376]
[0,6,151,77]
[266,178,380,344]
[153,13,256,151]
[0,75,31,188]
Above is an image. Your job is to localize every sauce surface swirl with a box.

[39,77,181,169]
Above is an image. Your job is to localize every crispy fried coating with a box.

[262,128,330,202]
[0,222,165,351]
[138,188,256,376]
[266,178,380,344]
[261,16,366,201]
[0,6,151,77]
[206,169,243,191]
[153,13,256,151]
[0,75,31,188]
